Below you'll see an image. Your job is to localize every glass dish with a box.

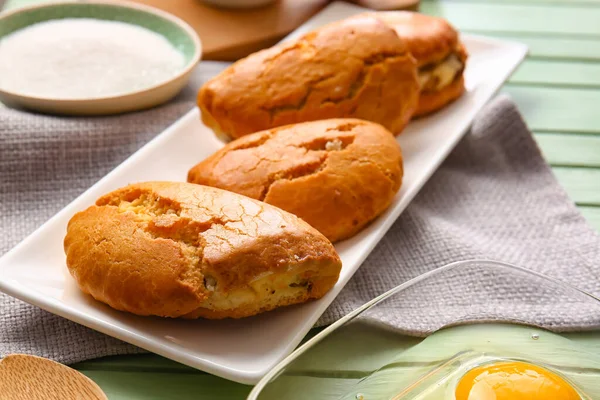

[248,260,600,399]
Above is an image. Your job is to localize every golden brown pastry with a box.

[64,182,342,319]
[375,11,468,117]
[198,15,419,140]
[188,119,403,243]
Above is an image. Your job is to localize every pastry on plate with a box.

[188,119,403,242]
[197,15,419,140]
[376,11,468,117]
[64,182,342,319]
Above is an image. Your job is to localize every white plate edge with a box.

[0,7,529,384]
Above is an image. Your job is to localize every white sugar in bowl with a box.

[0,1,202,116]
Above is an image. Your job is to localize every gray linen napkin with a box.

[1,62,600,364]
[318,96,600,333]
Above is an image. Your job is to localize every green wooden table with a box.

[3,0,600,398]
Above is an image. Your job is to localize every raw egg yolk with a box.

[455,361,580,400]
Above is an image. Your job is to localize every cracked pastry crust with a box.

[187,119,403,243]
[197,15,419,140]
[374,11,468,117]
[63,182,342,319]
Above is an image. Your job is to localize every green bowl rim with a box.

[0,0,202,102]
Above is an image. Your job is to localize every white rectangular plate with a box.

[0,1,527,385]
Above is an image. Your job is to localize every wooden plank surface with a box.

[3,0,600,398]
[503,86,600,133]
[552,167,600,205]
[421,2,600,35]
[580,206,600,228]
[423,0,600,5]
[465,34,600,61]
[71,326,600,400]
[511,60,600,87]
[535,133,600,168]
[82,370,251,400]
[59,0,600,392]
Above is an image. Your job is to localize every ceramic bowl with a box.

[0,0,202,116]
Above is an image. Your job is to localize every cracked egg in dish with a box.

[247,261,600,400]
[454,360,581,400]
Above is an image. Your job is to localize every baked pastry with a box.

[375,11,468,117]
[197,15,419,140]
[64,182,342,319]
[188,119,403,242]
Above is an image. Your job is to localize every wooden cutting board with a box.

[129,0,419,60]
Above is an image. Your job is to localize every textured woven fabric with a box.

[1,62,600,365]
[317,96,600,333]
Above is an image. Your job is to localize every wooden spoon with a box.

[0,354,107,400]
